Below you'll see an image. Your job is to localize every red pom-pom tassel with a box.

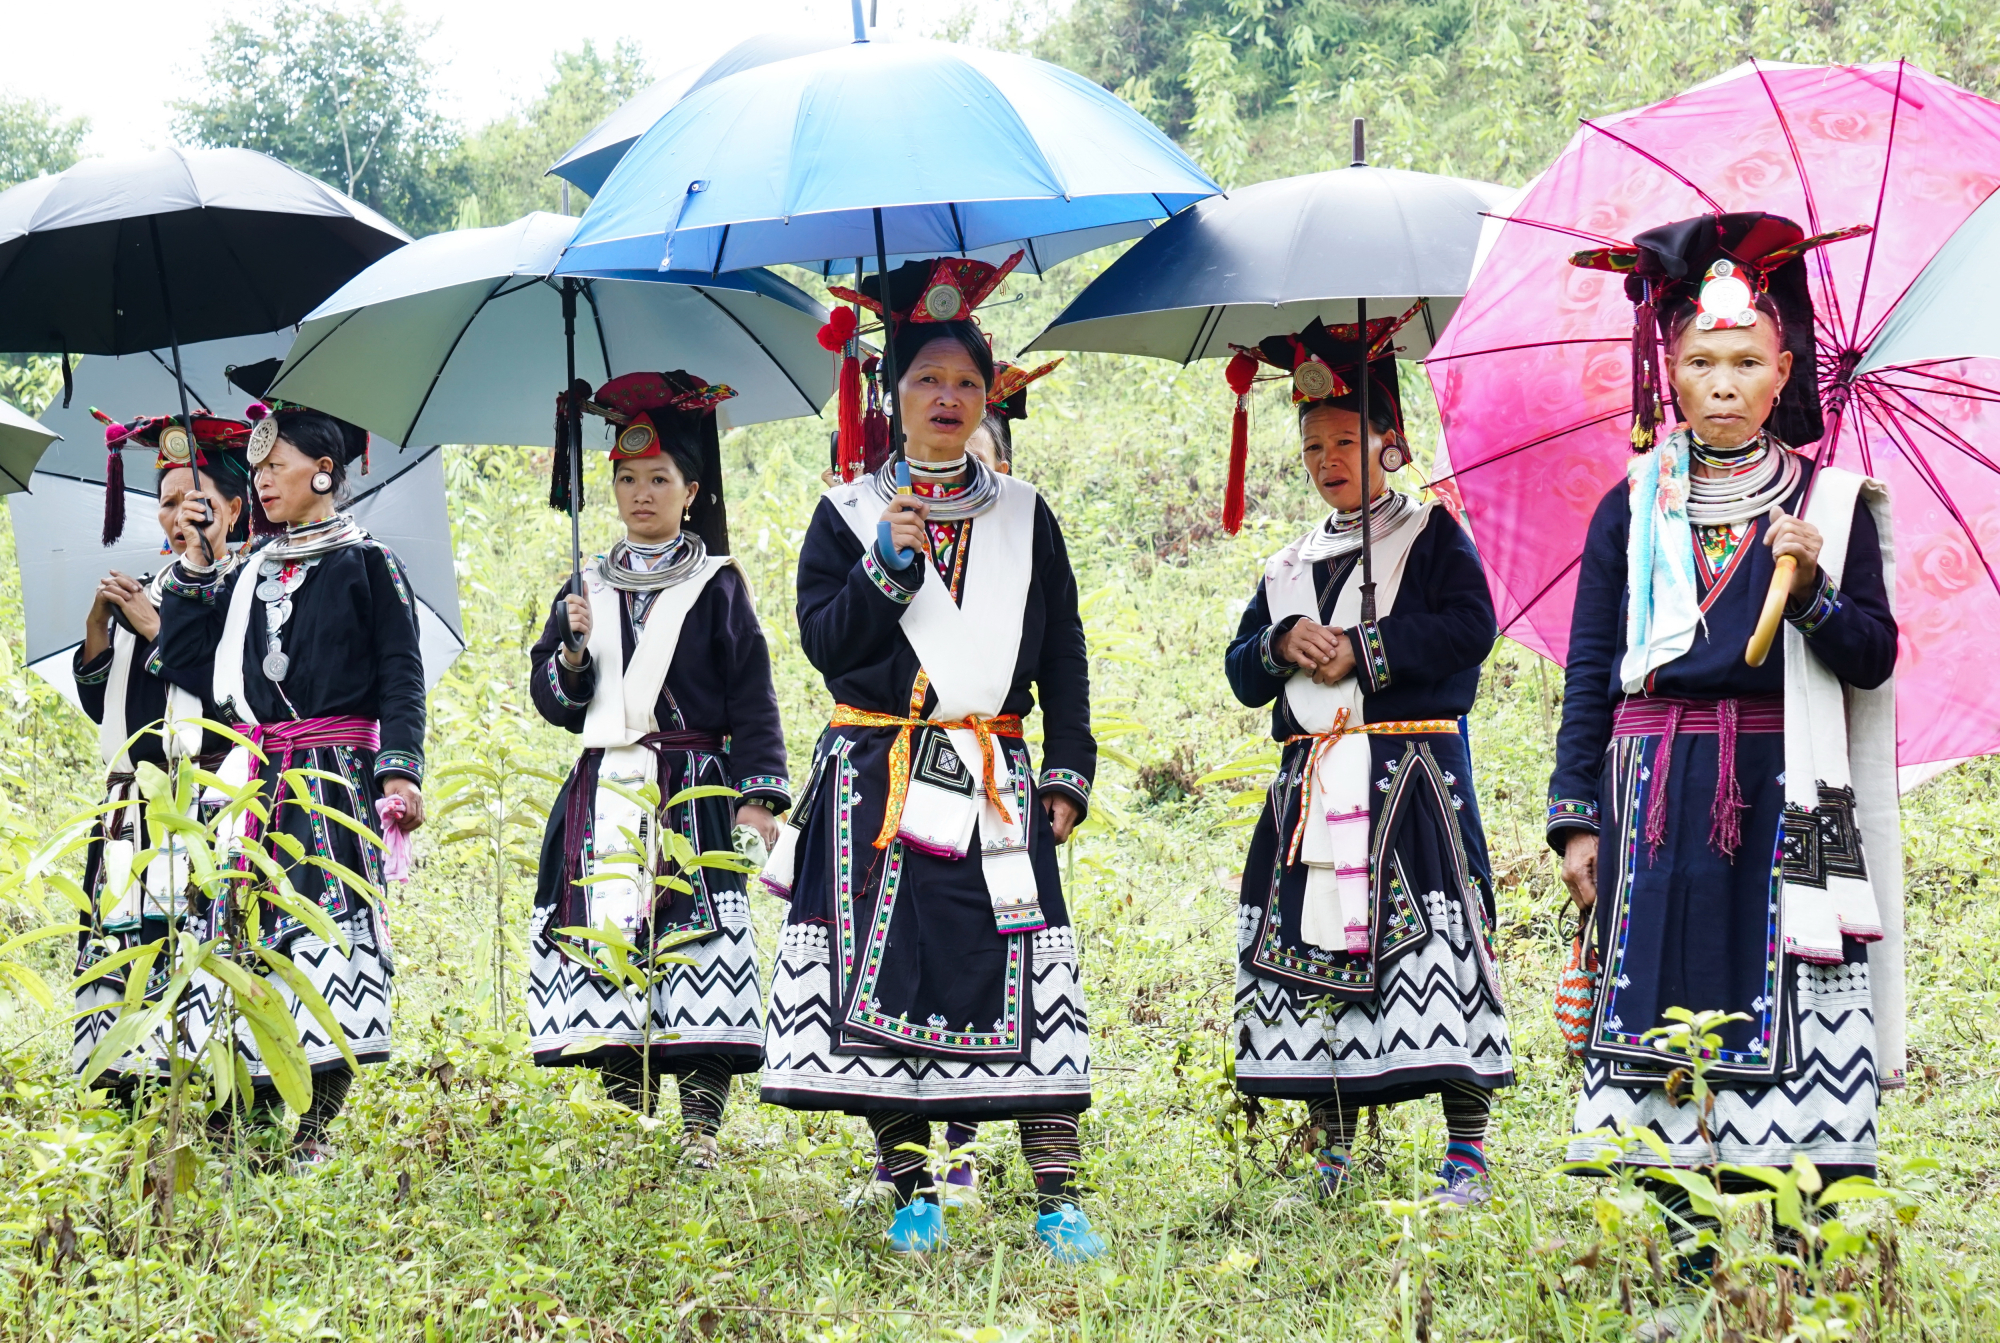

[1221,354,1258,536]
[102,446,126,546]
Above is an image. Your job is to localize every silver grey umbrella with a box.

[0,398,59,494]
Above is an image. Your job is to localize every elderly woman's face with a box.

[255,437,336,526]
[1668,321,1792,451]
[897,337,987,461]
[1300,406,1394,513]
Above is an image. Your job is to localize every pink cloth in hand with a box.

[374,795,413,884]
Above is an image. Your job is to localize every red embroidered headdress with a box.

[93,409,253,546]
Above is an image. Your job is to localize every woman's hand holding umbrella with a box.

[879,495,931,563]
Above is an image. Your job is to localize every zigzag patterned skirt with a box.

[74,912,393,1082]
[527,747,763,1070]
[1567,730,1879,1175]
[1234,731,1514,1103]
[760,728,1091,1118]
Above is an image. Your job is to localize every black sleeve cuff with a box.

[73,646,113,685]
[1784,569,1840,636]
[1545,797,1600,853]
[861,543,922,603]
[543,651,594,710]
[733,775,793,814]
[376,749,425,784]
[1038,767,1092,822]
[160,562,226,603]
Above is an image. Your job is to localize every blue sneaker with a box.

[1035,1204,1106,1264]
[885,1199,946,1253]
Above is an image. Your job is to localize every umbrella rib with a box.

[1181,307,1221,367]
[1866,378,2000,476]
[1872,375,2000,407]
[1485,214,1624,249]
[1423,336,1622,364]
[346,444,436,503]
[0,461,30,493]
[1025,235,1043,277]
[1852,60,1909,350]
[266,307,361,393]
[1748,60,1848,342]
[578,280,614,382]
[949,204,967,255]
[690,286,820,418]
[1502,549,1585,644]
[1424,408,1628,484]
[1857,386,2000,600]
[400,278,506,448]
[203,213,287,337]
[1577,119,1724,214]
[145,348,212,413]
[1871,364,2000,402]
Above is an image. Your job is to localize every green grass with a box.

[0,261,1995,1340]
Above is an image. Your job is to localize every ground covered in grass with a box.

[0,265,1995,1340]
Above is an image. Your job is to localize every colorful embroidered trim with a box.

[161,565,224,602]
[545,654,588,709]
[143,646,168,678]
[828,699,1024,850]
[861,546,916,604]
[1547,797,1600,827]
[1356,619,1391,691]
[376,545,415,611]
[1786,571,1840,636]
[735,774,793,808]
[74,652,111,686]
[1282,713,1460,865]
[1257,624,1291,679]
[1039,767,1091,802]
[375,749,424,782]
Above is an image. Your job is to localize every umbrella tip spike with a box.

[1351,117,1366,167]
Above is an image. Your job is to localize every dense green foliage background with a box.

[1,0,2000,1337]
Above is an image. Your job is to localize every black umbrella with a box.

[1026,124,1511,618]
[0,146,409,437]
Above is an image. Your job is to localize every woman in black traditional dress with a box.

[72,412,254,1084]
[1549,215,1900,1304]
[157,406,425,1162]
[527,371,788,1166]
[760,255,1102,1260]
[1223,314,1512,1204]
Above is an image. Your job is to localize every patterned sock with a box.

[866,1110,935,1207]
[674,1055,733,1137]
[296,1065,353,1143]
[1016,1112,1082,1212]
[1439,1081,1490,1179]
[1307,1096,1360,1152]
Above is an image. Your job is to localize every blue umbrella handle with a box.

[876,458,915,569]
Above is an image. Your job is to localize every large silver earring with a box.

[310,471,334,495]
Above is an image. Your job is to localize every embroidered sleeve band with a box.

[735,774,793,811]
[1257,625,1291,679]
[161,563,226,603]
[1546,797,1599,836]
[1354,620,1392,692]
[861,546,916,605]
[375,749,425,783]
[545,653,590,710]
[73,648,112,685]
[1785,570,1840,636]
[1039,767,1092,805]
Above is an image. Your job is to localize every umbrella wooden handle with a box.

[1745,555,1796,668]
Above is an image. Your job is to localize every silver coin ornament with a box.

[246,417,279,465]
[257,579,285,602]
[270,598,293,627]
[260,557,283,578]
[263,650,290,681]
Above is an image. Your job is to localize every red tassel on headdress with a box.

[1222,353,1258,535]
[102,444,126,546]
[817,306,863,480]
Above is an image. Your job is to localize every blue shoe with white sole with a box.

[885,1199,946,1253]
[1035,1204,1106,1264]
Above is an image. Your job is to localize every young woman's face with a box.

[898,338,988,461]
[613,454,697,545]
[1300,406,1397,513]
[1668,321,1793,451]
[157,467,242,556]
[254,437,335,526]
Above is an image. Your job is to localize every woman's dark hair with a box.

[891,320,994,393]
[157,458,254,543]
[1297,376,1401,437]
[271,408,367,503]
[978,412,1012,465]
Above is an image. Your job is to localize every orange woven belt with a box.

[830,673,1023,850]
[1282,712,1461,864]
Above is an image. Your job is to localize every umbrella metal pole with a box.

[562,279,586,653]
[148,217,214,570]
[874,207,914,567]
[1357,294,1376,623]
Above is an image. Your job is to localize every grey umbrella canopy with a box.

[11,332,465,710]
[1024,165,1513,362]
[265,210,832,448]
[0,399,59,494]
[549,32,850,198]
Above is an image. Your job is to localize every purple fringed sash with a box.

[1612,694,1782,858]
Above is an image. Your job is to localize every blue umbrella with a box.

[548,32,851,199]
[553,33,1219,278]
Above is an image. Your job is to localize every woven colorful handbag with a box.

[1553,916,1600,1057]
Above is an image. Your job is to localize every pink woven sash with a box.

[1612,694,1782,858]
[244,716,382,847]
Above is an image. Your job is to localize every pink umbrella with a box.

[1428,60,2000,774]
